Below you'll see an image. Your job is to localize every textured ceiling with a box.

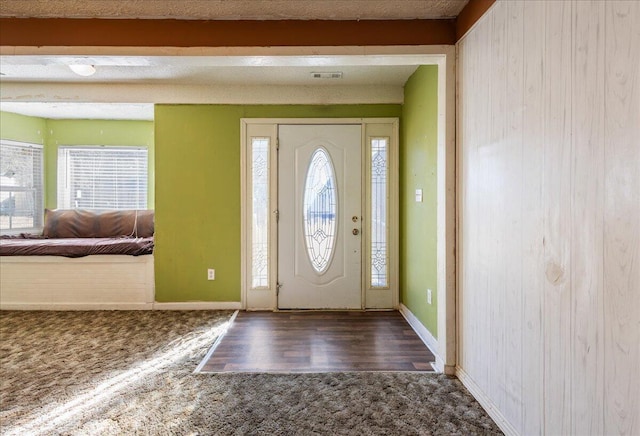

[0,1,462,119]
[0,0,469,20]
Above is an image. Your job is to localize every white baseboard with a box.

[152,301,241,310]
[456,366,519,436]
[0,302,154,310]
[398,303,442,371]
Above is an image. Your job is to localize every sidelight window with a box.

[250,137,270,288]
[370,138,389,287]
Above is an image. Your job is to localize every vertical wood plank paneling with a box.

[455,45,463,368]
[458,30,468,371]
[457,2,639,435]
[459,23,482,374]
[489,1,507,412]
[503,1,524,430]
[473,11,493,395]
[521,1,545,433]
[456,26,470,370]
[604,2,640,435]
[571,1,606,434]
[455,39,464,368]
[542,2,574,433]
[458,18,476,373]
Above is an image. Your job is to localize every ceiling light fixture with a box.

[69,64,96,77]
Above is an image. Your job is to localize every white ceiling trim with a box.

[1,54,442,67]
[0,102,154,121]
[1,83,405,107]
[1,45,452,58]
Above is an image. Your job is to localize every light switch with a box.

[415,189,423,202]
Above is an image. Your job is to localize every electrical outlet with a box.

[207,269,215,280]
[427,288,432,305]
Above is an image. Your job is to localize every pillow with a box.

[43,209,154,238]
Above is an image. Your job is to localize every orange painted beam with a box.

[0,18,456,47]
[456,0,496,41]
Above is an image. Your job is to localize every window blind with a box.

[58,146,148,210]
[0,140,44,232]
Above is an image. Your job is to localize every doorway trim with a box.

[2,44,456,375]
[241,118,399,312]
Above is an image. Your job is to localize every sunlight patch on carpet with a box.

[5,320,230,436]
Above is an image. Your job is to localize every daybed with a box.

[0,209,155,309]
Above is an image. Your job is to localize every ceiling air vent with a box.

[311,72,343,79]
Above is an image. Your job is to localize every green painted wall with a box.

[45,119,154,209]
[154,104,402,302]
[0,111,46,145]
[400,66,439,336]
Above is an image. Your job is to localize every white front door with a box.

[277,124,362,309]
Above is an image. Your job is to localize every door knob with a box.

[352,229,360,235]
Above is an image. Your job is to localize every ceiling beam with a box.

[0,18,456,47]
[455,0,496,41]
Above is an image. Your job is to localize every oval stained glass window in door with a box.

[303,148,338,273]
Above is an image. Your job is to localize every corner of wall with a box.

[400,65,439,338]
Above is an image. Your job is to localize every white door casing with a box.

[242,118,399,312]
[277,124,362,309]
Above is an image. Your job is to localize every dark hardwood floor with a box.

[198,311,436,373]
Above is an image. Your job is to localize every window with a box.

[0,140,43,233]
[58,146,148,210]
[303,148,338,274]
[370,137,389,288]
[251,137,270,288]
[244,123,277,296]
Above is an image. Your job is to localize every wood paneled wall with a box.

[457,1,639,434]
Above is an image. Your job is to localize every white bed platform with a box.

[0,255,154,310]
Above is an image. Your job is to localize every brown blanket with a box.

[0,236,154,258]
[43,209,154,238]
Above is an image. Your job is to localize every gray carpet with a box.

[0,310,502,435]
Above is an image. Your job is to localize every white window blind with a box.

[0,140,44,233]
[57,146,148,210]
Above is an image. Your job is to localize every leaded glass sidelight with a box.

[251,137,269,288]
[371,138,388,287]
[303,148,337,273]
